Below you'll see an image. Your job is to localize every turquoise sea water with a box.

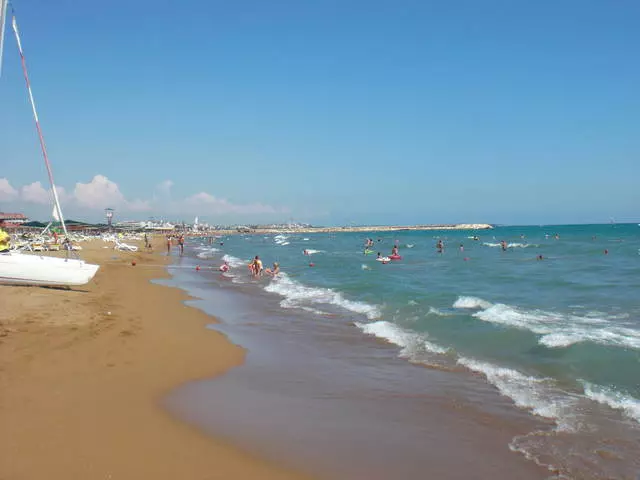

[185,224,640,478]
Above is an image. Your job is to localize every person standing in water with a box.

[251,255,263,277]
[436,239,444,253]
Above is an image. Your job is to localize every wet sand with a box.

[0,239,308,480]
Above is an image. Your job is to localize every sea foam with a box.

[222,254,247,268]
[581,382,640,424]
[356,320,449,356]
[264,273,381,320]
[482,242,537,248]
[470,302,640,350]
[358,318,578,429]
[196,247,220,259]
[453,296,493,310]
[457,357,577,430]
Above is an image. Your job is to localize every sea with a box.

[161,224,640,480]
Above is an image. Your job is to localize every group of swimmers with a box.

[217,231,579,278]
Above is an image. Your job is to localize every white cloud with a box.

[0,175,287,220]
[73,175,153,212]
[56,186,71,203]
[0,178,18,200]
[73,175,127,209]
[20,181,50,204]
[184,192,284,215]
[157,180,174,194]
[18,181,70,205]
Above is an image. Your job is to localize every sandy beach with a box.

[0,239,308,479]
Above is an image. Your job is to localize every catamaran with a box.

[0,1,99,286]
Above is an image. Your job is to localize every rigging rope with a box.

[8,4,68,237]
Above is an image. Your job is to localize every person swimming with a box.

[219,261,230,272]
[376,252,390,264]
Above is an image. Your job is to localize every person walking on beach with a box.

[166,235,172,255]
[178,234,185,256]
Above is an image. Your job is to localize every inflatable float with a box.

[389,254,402,260]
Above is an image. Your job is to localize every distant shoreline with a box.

[209,223,493,235]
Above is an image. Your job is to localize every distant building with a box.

[0,212,28,228]
[114,220,175,231]
[114,220,148,231]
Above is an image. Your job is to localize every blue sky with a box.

[1,0,638,225]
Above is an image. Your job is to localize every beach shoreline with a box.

[0,238,309,479]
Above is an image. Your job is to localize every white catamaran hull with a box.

[0,252,99,286]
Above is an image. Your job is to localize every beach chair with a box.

[114,241,138,252]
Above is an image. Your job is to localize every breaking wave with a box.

[264,273,381,320]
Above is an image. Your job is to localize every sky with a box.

[0,0,638,226]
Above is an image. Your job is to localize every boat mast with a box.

[0,0,7,78]
[10,13,68,236]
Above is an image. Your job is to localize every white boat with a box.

[0,252,99,286]
[0,4,99,286]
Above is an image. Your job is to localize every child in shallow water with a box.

[265,262,280,276]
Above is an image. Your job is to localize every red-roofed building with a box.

[0,212,28,226]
